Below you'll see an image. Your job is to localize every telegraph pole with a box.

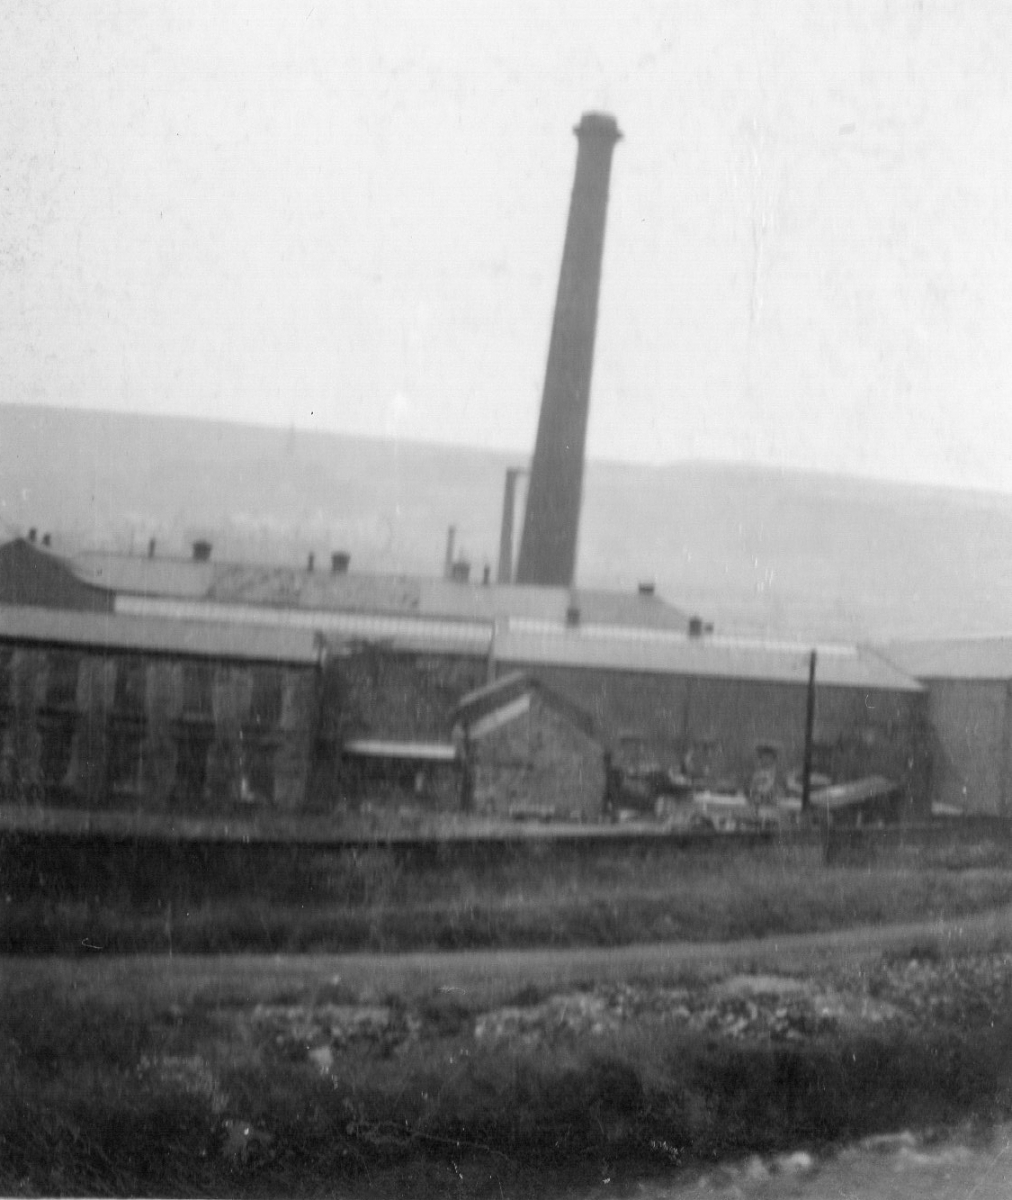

[801,650,817,813]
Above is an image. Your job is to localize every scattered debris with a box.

[221,1119,274,1166]
[137,1054,229,1114]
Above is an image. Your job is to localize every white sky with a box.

[3,1,1012,490]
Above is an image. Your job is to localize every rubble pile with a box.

[473,974,905,1047]
[248,953,1012,1067]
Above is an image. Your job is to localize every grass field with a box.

[5,833,1012,954]
[5,933,1012,1197]
[6,832,1012,1195]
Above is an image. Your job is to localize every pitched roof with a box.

[0,539,113,611]
[73,551,214,599]
[493,628,923,692]
[0,604,320,665]
[880,637,1012,681]
[105,592,922,692]
[454,671,530,725]
[70,551,689,630]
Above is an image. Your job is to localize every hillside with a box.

[4,402,1012,641]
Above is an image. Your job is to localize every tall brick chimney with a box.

[515,112,622,587]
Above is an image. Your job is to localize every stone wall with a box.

[0,646,318,813]
[470,690,605,820]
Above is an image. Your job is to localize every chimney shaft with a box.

[516,112,622,587]
[444,525,456,580]
[496,468,526,584]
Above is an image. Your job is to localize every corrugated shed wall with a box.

[923,679,1012,814]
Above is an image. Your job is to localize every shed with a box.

[453,672,605,821]
[882,637,1012,815]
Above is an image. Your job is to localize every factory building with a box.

[0,535,934,821]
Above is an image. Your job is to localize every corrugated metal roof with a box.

[0,604,321,664]
[493,629,923,692]
[342,739,459,762]
[881,638,1012,681]
[73,552,215,599]
[114,594,492,654]
[108,593,922,691]
[71,551,689,630]
[416,580,689,629]
[809,776,900,810]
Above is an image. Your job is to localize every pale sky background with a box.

[3,1,1012,491]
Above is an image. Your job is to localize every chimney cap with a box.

[192,539,212,562]
[575,112,623,142]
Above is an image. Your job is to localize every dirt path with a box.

[13,902,1012,1006]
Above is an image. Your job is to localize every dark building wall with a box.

[308,649,484,810]
[503,662,931,809]
[1,636,931,819]
[921,678,1012,815]
[330,649,487,743]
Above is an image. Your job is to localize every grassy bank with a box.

[4,947,1012,1197]
[5,833,1012,954]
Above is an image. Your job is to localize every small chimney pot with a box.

[331,551,351,574]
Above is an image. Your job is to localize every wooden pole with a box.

[801,650,817,813]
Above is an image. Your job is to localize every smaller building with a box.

[883,638,1012,816]
[453,672,606,821]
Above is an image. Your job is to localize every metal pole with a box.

[801,650,817,813]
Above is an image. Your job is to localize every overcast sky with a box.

[4,2,1012,490]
